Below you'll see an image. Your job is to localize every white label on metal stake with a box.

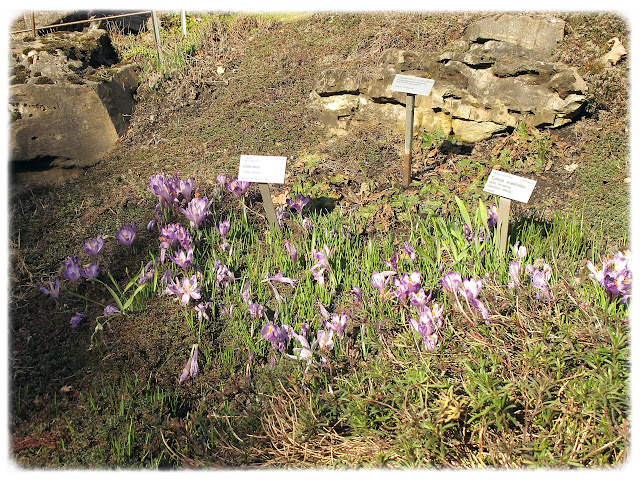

[238,155,287,184]
[390,75,435,96]
[483,170,537,204]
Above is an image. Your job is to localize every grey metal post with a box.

[151,10,164,67]
[403,93,416,187]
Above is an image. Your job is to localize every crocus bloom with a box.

[70,312,86,328]
[37,276,60,301]
[240,281,252,303]
[284,240,298,264]
[168,248,193,272]
[261,323,285,352]
[315,329,334,351]
[329,312,348,339]
[195,302,212,322]
[383,251,399,273]
[226,178,251,198]
[276,207,290,227]
[460,278,490,320]
[512,242,527,262]
[180,196,212,229]
[179,178,195,202]
[62,256,82,284]
[158,223,193,263]
[178,275,201,305]
[409,288,432,309]
[116,222,137,249]
[83,235,104,258]
[487,205,499,228]
[104,305,120,317]
[440,271,462,293]
[246,302,265,319]
[531,269,553,301]
[217,173,227,190]
[216,219,231,241]
[179,344,198,385]
[507,261,521,290]
[349,285,362,303]
[81,263,100,279]
[138,260,155,285]
[402,242,416,262]
[286,194,311,216]
[213,261,234,288]
[371,271,390,294]
[268,272,298,288]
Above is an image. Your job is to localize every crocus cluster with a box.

[586,250,632,304]
[441,271,490,321]
[149,172,197,212]
[507,242,553,301]
[180,196,213,230]
[158,223,193,264]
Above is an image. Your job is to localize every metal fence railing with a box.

[11,10,168,66]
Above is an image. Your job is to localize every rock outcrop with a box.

[309,14,587,143]
[9,28,140,182]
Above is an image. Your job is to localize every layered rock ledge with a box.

[309,14,586,143]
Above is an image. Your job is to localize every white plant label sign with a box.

[390,75,435,96]
[238,155,287,184]
[483,170,537,203]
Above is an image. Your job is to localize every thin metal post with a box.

[497,196,511,254]
[181,10,187,36]
[258,183,280,231]
[151,10,164,67]
[403,93,416,187]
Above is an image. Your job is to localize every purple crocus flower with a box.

[261,323,285,352]
[158,223,193,263]
[268,272,298,288]
[329,312,348,339]
[81,263,100,279]
[460,278,490,320]
[531,269,553,301]
[104,305,120,317]
[179,344,198,385]
[286,194,311,216]
[440,271,462,293]
[383,251,399,273]
[284,240,298,264]
[70,312,86,328]
[83,235,104,258]
[168,248,193,272]
[216,219,231,241]
[276,207,290,227]
[180,196,212,229]
[179,178,195,202]
[246,302,265,319]
[195,302,212,322]
[487,205,499,228]
[402,242,416,262]
[116,222,137,249]
[409,288,432,310]
[178,275,201,305]
[507,261,521,290]
[315,329,334,351]
[349,285,362,303]
[213,260,234,288]
[62,256,82,284]
[37,276,60,301]
[371,271,391,294]
[226,178,251,198]
[217,173,227,190]
[138,260,156,285]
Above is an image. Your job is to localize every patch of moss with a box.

[11,64,29,84]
